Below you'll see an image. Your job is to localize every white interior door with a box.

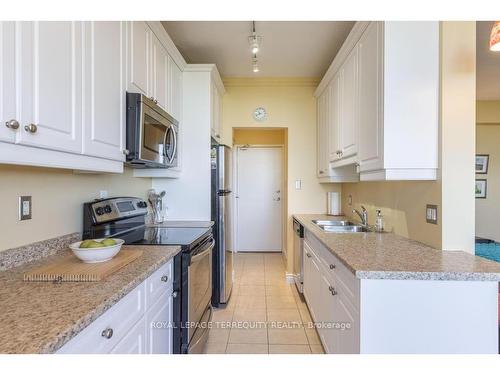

[235,146,282,252]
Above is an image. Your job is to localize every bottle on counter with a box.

[375,210,384,233]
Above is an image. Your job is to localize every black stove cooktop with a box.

[84,224,211,249]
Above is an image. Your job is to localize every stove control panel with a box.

[90,197,148,224]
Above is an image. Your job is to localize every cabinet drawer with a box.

[57,282,146,354]
[145,260,173,309]
[305,230,359,310]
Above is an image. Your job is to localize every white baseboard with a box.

[285,273,295,284]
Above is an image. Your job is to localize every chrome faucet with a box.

[352,206,368,226]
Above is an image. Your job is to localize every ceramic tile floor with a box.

[203,252,325,354]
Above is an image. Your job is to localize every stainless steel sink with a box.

[320,225,367,233]
[312,220,356,226]
[312,219,368,233]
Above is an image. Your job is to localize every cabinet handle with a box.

[319,170,324,174]
[306,252,312,258]
[216,134,220,138]
[171,291,178,298]
[329,264,336,270]
[328,286,338,296]
[24,124,37,133]
[161,275,169,282]
[5,119,19,130]
[122,149,130,156]
[101,328,113,339]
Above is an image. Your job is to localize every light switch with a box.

[19,196,32,221]
[426,204,438,224]
[295,179,302,190]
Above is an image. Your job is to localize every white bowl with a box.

[69,239,124,263]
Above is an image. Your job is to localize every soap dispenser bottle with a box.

[375,210,384,233]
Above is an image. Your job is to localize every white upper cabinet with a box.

[169,59,182,121]
[316,21,439,181]
[82,21,125,162]
[210,80,223,141]
[328,73,340,163]
[152,33,169,111]
[316,88,329,178]
[127,21,151,97]
[0,22,17,144]
[338,46,358,160]
[357,22,383,173]
[19,21,83,153]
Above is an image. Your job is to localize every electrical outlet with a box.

[295,179,302,190]
[426,204,438,224]
[19,196,32,221]
[348,194,353,206]
[99,190,108,199]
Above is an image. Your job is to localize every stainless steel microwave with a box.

[125,93,179,168]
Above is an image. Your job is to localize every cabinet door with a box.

[152,34,168,111]
[146,291,173,354]
[339,46,358,159]
[110,318,146,354]
[128,21,151,97]
[169,58,182,121]
[316,90,329,177]
[19,21,82,153]
[303,241,321,322]
[82,21,125,161]
[333,293,359,354]
[316,272,336,353]
[328,76,341,162]
[211,82,220,140]
[0,22,18,143]
[358,22,383,172]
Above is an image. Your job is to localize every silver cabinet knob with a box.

[161,275,169,282]
[122,149,130,155]
[171,291,178,298]
[328,286,337,296]
[24,124,37,133]
[329,264,336,270]
[216,134,220,138]
[101,328,113,339]
[5,119,19,130]
[319,170,324,174]
[306,252,312,258]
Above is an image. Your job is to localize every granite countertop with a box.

[293,214,500,281]
[0,244,181,354]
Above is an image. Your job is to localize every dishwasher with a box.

[293,219,305,294]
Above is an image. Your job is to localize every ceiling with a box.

[162,21,355,78]
[477,21,500,100]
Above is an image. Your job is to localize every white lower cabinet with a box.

[303,233,360,354]
[58,260,174,354]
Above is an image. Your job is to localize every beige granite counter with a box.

[293,214,500,281]
[0,244,181,354]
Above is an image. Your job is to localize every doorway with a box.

[233,128,287,253]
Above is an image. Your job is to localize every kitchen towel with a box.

[327,191,341,216]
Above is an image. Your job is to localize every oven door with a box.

[139,104,170,166]
[187,238,214,347]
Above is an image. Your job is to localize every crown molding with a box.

[222,77,321,88]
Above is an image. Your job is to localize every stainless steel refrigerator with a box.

[211,144,234,307]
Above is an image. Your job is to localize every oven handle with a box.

[187,305,213,354]
[168,124,177,165]
[162,126,169,162]
[190,239,215,264]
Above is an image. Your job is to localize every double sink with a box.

[312,219,368,233]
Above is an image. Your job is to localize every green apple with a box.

[87,241,105,248]
[101,238,117,247]
[79,240,94,249]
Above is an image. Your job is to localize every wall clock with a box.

[253,107,267,122]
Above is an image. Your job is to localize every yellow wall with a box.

[233,128,286,145]
[476,124,500,241]
[0,165,152,252]
[222,78,341,272]
[477,100,500,124]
